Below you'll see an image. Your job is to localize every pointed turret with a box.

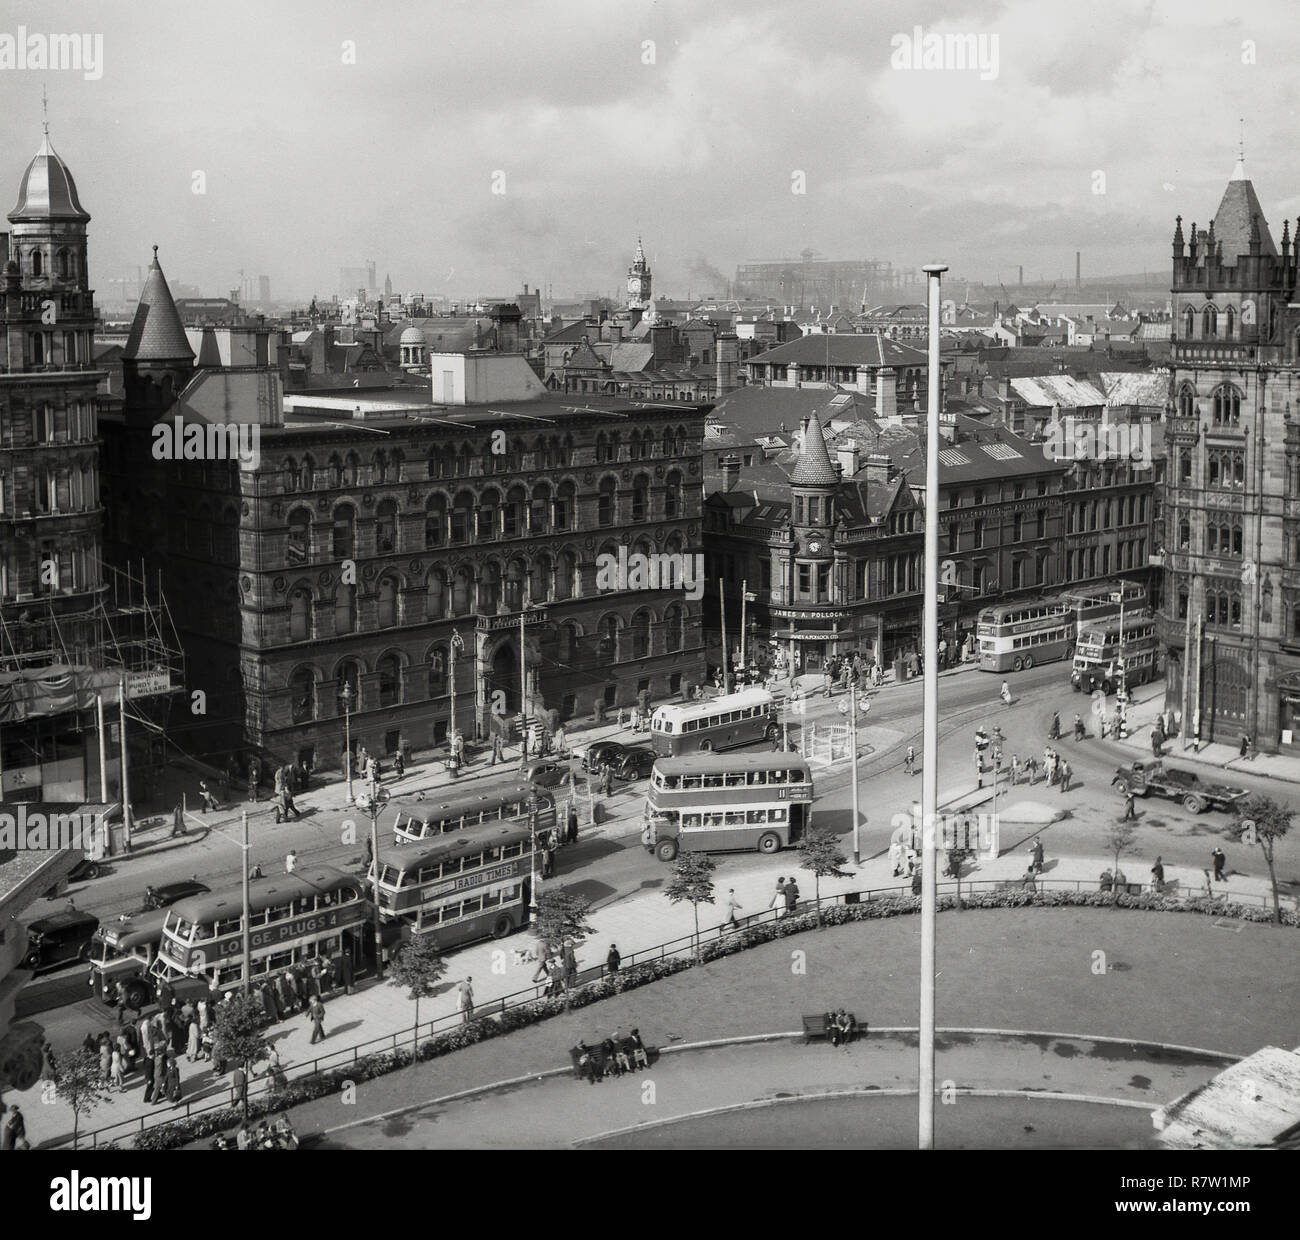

[1210,161,1277,261]
[123,247,194,364]
[791,412,838,487]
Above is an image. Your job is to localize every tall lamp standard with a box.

[919,261,948,1151]
[356,773,388,981]
[341,681,355,804]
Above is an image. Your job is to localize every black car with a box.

[611,746,657,781]
[141,879,211,911]
[21,910,100,973]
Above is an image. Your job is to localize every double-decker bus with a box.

[976,598,1074,672]
[1071,609,1159,693]
[641,753,814,860]
[150,866,371,995]
[369,817,537,947]
[1061,580,1148,639]
[649,688,779,755]
[87,909,168,1009]
[391,782,555,845]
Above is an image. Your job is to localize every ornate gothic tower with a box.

[627,236,652,309]
[1161,157,1300,753]
[0,131,104,605]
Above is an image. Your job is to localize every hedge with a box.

[130,889,1294,1149]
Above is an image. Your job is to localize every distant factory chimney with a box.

[1076,251,1082,291]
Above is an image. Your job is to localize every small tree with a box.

[797,829,850,926]
[532,889,594,957]
[389,935,448,1051]
[1102,820,1139,906]
[212,992,268,1118]
[52,1046,112,1150]
[1231,794,1293,925]
[664,850,716,959]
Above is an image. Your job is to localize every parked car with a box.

[612,745,657,781]
[1110,760,1247,814]
[140,879,210,911]
[582,740,656,776]
[521,759,570,789]
[21,910,100,974]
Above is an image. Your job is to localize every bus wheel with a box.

[765,723,779,742]
[491,914,513,940]
[124,979,151,1010]
[82,862,101,881]
[655,838,678,862]
[757,833,781,855]
[1013,656,1023,672]
[1072,681,1081,692]
[1101,679,1113,696]
[698,739,713,752]
[1023,654,1033,670]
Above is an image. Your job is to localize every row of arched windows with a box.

[24,247,78,279]
[1175,382,1242,426]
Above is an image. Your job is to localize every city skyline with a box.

[2,0,1298,301]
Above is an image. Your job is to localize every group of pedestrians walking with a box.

[769,876,801,918]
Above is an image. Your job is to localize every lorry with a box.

[1111,760,1248,814]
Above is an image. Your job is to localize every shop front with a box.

[1278,670,1300,754]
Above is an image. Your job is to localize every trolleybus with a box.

[649,688,779,755]
[369,817,537,948]
[88,908,168,1009]
[641,752,814,860]
[1061,580,1148,639]
[1071,609,1159,693]
[391,782,555,845]
[976,598,1074,672]
[150,865,371,994]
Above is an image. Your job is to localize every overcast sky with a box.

[2,0,1297,302]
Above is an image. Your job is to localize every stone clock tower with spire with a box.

[627,237,652,309]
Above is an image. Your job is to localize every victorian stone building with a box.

[1160,160,1300,755]
[99,274,710,769]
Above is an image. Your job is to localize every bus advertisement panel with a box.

[642,753,814,860]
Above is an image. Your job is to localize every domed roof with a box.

[123,247,194,364]
[790,412,839,487]
[399,326,427,345]
[8,136,90,224]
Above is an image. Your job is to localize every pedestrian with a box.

[165,1052,182,1103]
[601,763,614,798]
[1210,847,1226,882]
[562,941,578,988]
[1150,856,1165,892]
[566,804,579,845]
[248,758,259,802]
[725,888,743,927]
[141,1053,156,1104]
[285,849,297,874]
[1073,712,1085,740]
[890,838,904,877]
[541,837,555,878]
[457,976,475,1023]
[1031,838,1044,874]
[230,1063,247,1109]
[1151,727,1163,757]
[904,744,916,776]
[783,878,800,918]
[1123,790,1137,820]
[1025,756,1038,785]
[394,750,405,779]
[308,995,327,1043]
[1000,679,1011,706]
[769,877,786,914]
[1059,760,1071,794]
[2,1105,27,1151]
[911,866,922,897]
[198,780,218,813]
[110,1047,125,1090]
[364,834,374,871]
[606,943,621,975]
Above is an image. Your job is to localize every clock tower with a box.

[626,236,652,309]
[781,412,840,671]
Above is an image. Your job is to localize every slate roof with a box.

[123,250,195,363]
[1008,375,1106,408]
[748,333,927,369]
[790,411,839,487]
[1211,161,1278,261]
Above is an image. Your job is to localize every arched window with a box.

[31,249,42,277]
[299,455,315,491]
[1225,305,1235,338]
[530,553,552,604]
[377,574,399,628]
[530,482,551,533]
[329,455,343,487]
[631,609,652,658]
[56,249,71,278]
[628,430,642,460]
[1183,307,1195,339]
[427,643,448,696]
[555,480,575,530]
[1212,385,1240,427]
[664,470,683,518]
[478,488,500,539]
[283,457,298,492]
[560,435,574,466]
[631,474,650,523]
[504,557,526,610]
[289,587,312,642]
[332,505,355,558]
[336,660,360,712]
[598,614,620,659]
[662,426,676,458]
[377,653,401,707]
[375,498,398,553]
[595,432,609,463]
[451,490,474,542]
[504,486,526,537]
[664,602,684,652]
[1177,386,1195,419]
[426,567,447,619]
[598,477,617,527]
[334,583,357,633]
[478,561,500,613]
[425,494,447,547]
[559,621,579,663]
[452,567,474,616]
[1202,305,1218,338]
[457,443,472,475]
[290,667,316,723]
[345,452,360,485]
[555,550,577,601]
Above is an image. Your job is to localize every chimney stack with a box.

[875,367,898,420]
[837,439,860,477]
[720,455,741,492]
[715,332,740,395]
[863,453,892,485]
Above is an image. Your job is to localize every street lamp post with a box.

[919,261,947,1151]
[341,681,354,804]
[357,774,387,981]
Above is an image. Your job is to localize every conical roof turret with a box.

[123,247,194,363]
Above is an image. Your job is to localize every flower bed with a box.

[131,890,1294,1149]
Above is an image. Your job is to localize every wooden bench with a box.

[802,1012,859,1045]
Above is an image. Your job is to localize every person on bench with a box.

[627,1027,649,1069]
[601,1036,624,1076]
[610,1030,633,1075]
[834,1009,855,1046]
[574,1041,600,1085]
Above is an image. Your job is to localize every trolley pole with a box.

[241,810,252,996]
[919,261,947,1151]
[850,680,861,865]
[118,676,133,851]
